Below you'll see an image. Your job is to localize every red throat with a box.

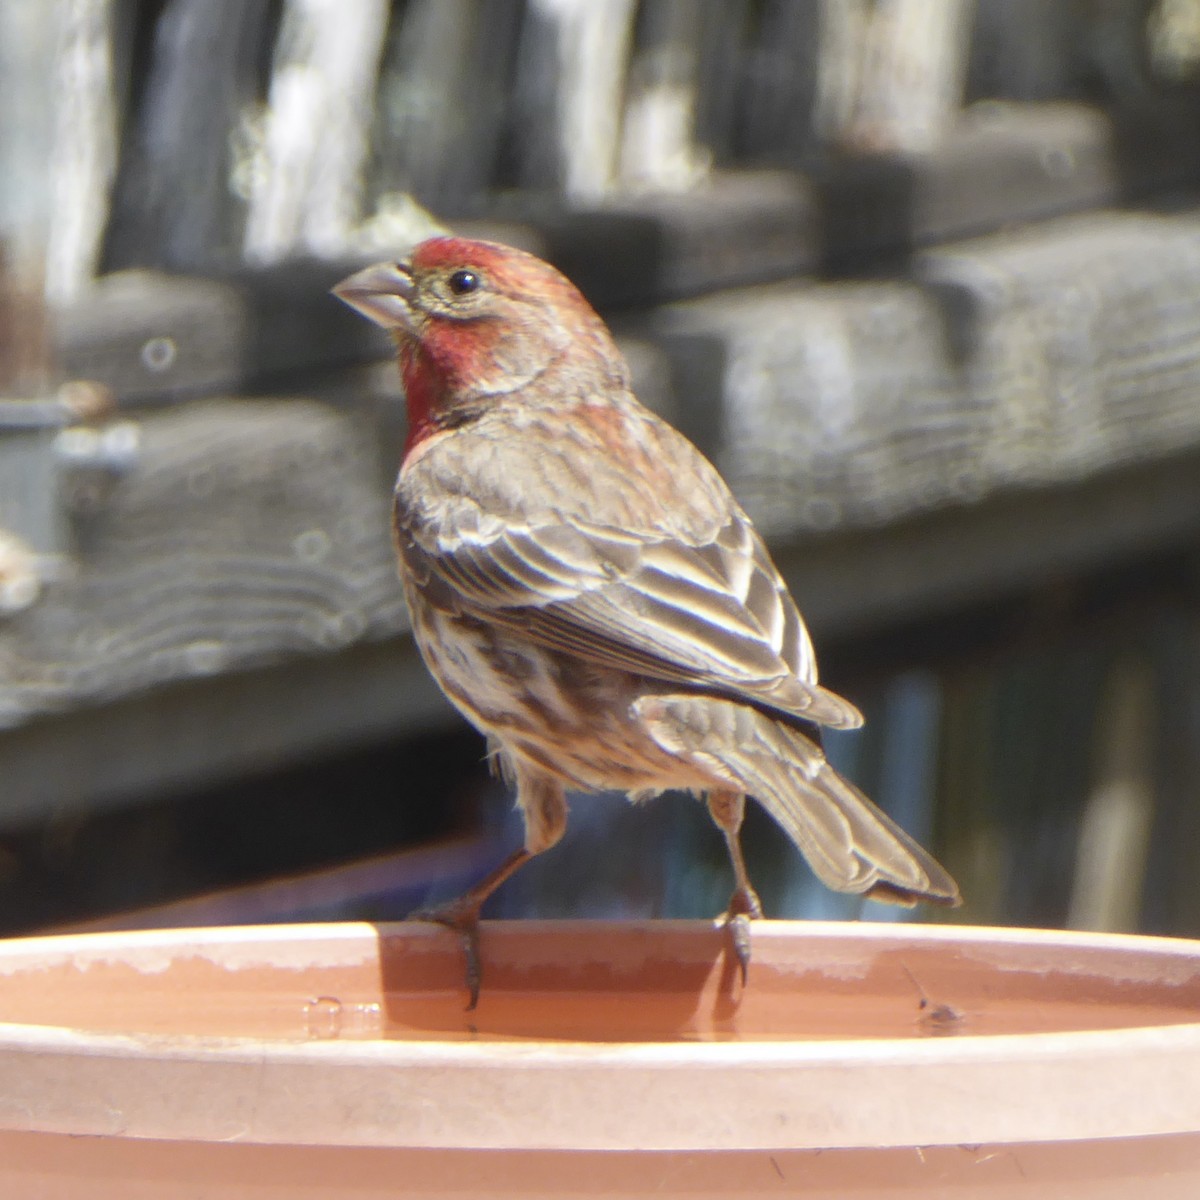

[399,318,507,461]
[399,341,443,460]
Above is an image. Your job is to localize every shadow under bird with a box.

[334,237,960,1008]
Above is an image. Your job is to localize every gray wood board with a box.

[0,398,408,733]
[0,635,449,833]
[778,447,1200,641]
[655,207,1200,539]
[3,444,1199,828]
[54,103,1200,405]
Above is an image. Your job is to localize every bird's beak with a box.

[331,261,416,331]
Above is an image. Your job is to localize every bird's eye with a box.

[447,269,480,296]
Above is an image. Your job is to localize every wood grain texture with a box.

[0,398,407,734]
[656,207,1200,540]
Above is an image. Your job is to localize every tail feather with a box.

[634,693,961,906]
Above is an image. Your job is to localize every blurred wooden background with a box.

[3,0,1200,938]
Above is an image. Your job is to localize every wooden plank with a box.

[734,0,823,163]
[103,0,273,271]
[0,398,407,731]
[966,0,1079,101]
[32,2,1200,304]
[54,272,251,404]
[0,4,55,394]
[615,0,717,191]
[0,635,449,832]
[822,102,1117,265]
[823,97,1200,267]
[689,0,756,166]
[44,0,121,304]
[242,0,390,262]
[842,0,974,153]
[508,0,638,199]
[526,170,821,308]
[368,0,523,208]
[655,207,1200,539]
[775,446,1200,640]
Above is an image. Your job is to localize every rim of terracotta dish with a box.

[1,921,1199,1152]
[5,917,1199,969]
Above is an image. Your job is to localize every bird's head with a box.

[334,237,624,456]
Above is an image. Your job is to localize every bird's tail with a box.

[634,693,961,906]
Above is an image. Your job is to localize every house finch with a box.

[334,238,960,1007]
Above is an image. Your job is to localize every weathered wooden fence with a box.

[3,0,1200,935]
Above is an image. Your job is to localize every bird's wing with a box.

[401,508,863,730]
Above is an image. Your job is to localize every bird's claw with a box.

[408,901,484,1011]
[723,886,763,987]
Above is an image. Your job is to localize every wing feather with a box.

[402,508,863,730]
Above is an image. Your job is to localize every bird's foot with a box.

[408,899,484,1011]
[722,885,763,987]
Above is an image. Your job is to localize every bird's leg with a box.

[409,847,533,1010]
[707,789,763,986]
[411,764,568,1010]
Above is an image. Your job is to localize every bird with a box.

[333,237,960,1007]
